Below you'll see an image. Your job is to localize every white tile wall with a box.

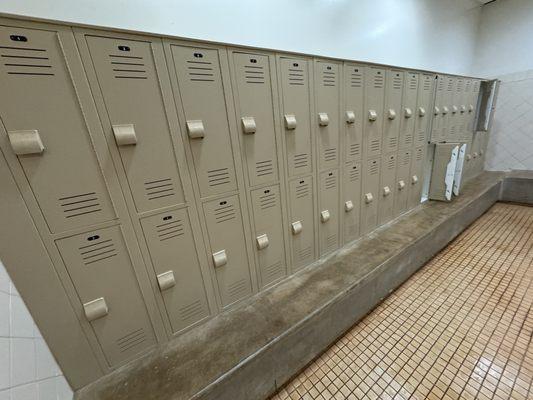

[485,69,533,171]
[0,261,73,400]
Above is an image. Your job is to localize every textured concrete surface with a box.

[500,170,533,205]
[75,171,512,400]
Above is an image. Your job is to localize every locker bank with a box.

[0,1,532,399]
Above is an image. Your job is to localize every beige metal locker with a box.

[319,169,340,256]
[459,79,471,140]
[393,149,412,216]
[430,75,447,143]
[414,74,434,147]
[344,63,364,162]
[140,209,210,334]
[56,225,157,366]
[342,162,362,243]
[408,146,425,209]
[364,67,385,158]
[315,60,341,170]
[0,26,116,233]
[203,195,253,307]
[168,45,238,197]
[378,153,397,225]
[442,76,455,141]
[448,78,463,141]
[278,57,313,177]
[232,52,279,187]
[250,185,287,288]
[399,72,419,149]
[360,158,380,234]
[288,176,316,269]
[383,70,403,154]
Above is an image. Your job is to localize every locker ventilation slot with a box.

[373,74,384,88]
[392,75,402,90]
[144,178,175,200]
[59,192,102,219]
[324,175,336,190]
[417,131,425,142]
[370,140,380,153]
[388,137,398,148]
[349,167,360,182]
[227,279,248,302]
[404,134,413,146]
[298,246,312,262]
[322,69,336,87]
[324,148,337,162]
[156,219,184,241]
[326,234,337,251]
[256,160,274,177]
[259,192,277,209]
[244,65,265,84]
[369,162,379,175]
[447,80,453,91]
[402,154,411,166]
[264,261,284,281]
[1,46,55,76]
[295,182,310,199]
[79,237,117,265]
[416,150,423,161]
[293,153,309,169]
[350,70,362,87]
[110,54,147,79]
[288,67,305,86]
[214,203,236,223]
[179,299,206,322]
[387,158,396,170]
[117,328,146,353]
[409,76,417,90]
[186,60,214,82]
[349,143,361,157]
[423,79,432,90]
[438,80,445,91]
[207,168,231,187]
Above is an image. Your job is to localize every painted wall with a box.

[0,0,481,75]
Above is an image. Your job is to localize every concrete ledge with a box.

[500,170,533,205]
[76,171,516,400]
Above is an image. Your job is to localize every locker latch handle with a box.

[157,270,176,291]
[442,106,449,115]
[473,152,478,158]
[344,200,354,212]
[466,154,472,161]
[241,116,257,134]
[320,210,330,222]
[83,297,108,322]
[460,105,466,113]
[387,109,396,120]
[212,249,228,268]
[291,221,303,235]
[368,110,378,121]
[451,105,458,114]
[398,180,406,190]
[186,120,205,139]
[468,104,474,112]
[112,124,138,146]
[434,106,440,115]
[411,175,419,185]
[318,112,329,126]
[404,108,413,118]
[383,186,391,197]
[284,114,297,130]
[345,110,356,124]
[7,129,45,155]
[256,234,269,250]
[364,193,373,204]
[418,107,426,117]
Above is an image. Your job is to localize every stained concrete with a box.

[500,170,533,205]
[75,171,522,400]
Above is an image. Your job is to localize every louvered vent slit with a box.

[325,175,336,190]
[117,328,146,353]
[109,54,147,79]
[351,70,362,87]
[1,46,55,76]
[288,68,304,86]
[187,59,215,82]
[214,203,236,223]
[387,158,396,170]
[370,140,380,152]
[244,65,265,84]
[409,76,417,90]
[207,168,231,187]
[264,261,284,280]
[416,150,423,161]
[156,219,184,241]
[259,192,277,209]
[404,134,413,145]
[393,75,402,89]
[389,137,398,148]
[326,234,337,250]
[350,143,361,157]
[295,183,310,199]
[373,74,384,88]
[227,278,247,301]
[298,246,312,261]
[324,148,337,162]
[256,160,273,177]
[144,178,175,200]
[349,167,360,182]
[424,79,432,90]
[293,153,309,169]
[402,154,411,165]
[322,69,335,86]
[59,192,102,218]
[79,238,117,265]
[369,162,379,175]
[179,299,206,321]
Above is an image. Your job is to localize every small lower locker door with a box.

[378,153,397,225]
[319,169,340,256]
[56,226,156,366]
[393,149,412,217]
[342,162,362,244]
[140,209,210,333]
[408,146,425,209]
[288,176,316,270]
[203,195,253,307]
[360,158,380,235]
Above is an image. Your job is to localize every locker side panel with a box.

[364,67,385,158]
[383,69,403,154]
[408,146,425,209]
[342,162,361,243]
[415,74,434,147]
[344,63,364,162]
[394,149,412,216]
[319,169,340,256]
[360,158,380,234]
[399,72,419,149]
[378,153,397,225]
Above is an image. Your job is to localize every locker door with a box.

[170,45,238,197]
[288,177,316,270]
[344,63,364,162]
[469,80,481,133]
[232,52,278,187]
[449,78,463,141]
[459,79,471,141]
[279,57,313,177]
[378,153,397,225]
[408,146,425,209]
[393,150,412,216]
[85,36,185,213]
[56,226,156,366]
[414,74,434,147]
[342,162,361,244]
[361,158,380,234]
[140,209,210,333]
[319,169,340,256]
[442,76,455,141]
[203,195,253,307]
[383,70,403,154]
[431,76,446,143]
[364,67,385,158]
[315,61,341,170]
[0,26,115,233]
[399,72,418,149]
[250,185,287,288]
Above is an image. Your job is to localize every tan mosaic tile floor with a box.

[271,203,533,400]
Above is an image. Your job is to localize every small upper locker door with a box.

[414,74,434,148]
[399,72,419,149]
[344,63,364,162]
[364,67,386,158]
[431,75,446,143]
[383,69,403,154]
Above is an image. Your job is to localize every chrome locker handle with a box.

[83,297,108,322]
[241,116,257,134]
[411,175,419,185]
[442,106,449,115]
[434,106,440,115]
[344,200,354,212]
[345,110,356,124]
[186,120,205,139]
[404,108,413,118]
[112,124,137,146]
[418,107,426,117]
[291,221,303,235]
[452,105,458,114]
[256,234,269,250]
[320,210,330,222]
[8,129,45,155]
[284,114,297,130]
[368,110,378,121]
[157,271,176,291]
[364,193,374,204]
[383,186,391,197]
[212,250,228,268]
[318,112,329,126]
[387,109,396,120]
[398,180,406,190]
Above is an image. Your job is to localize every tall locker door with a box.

[288,177,316,270]
[278,57,313,177]
[0,26,115,233]
[431,76,446,143]
[169,45,237,197]
[344,63,364,162]
[459,79,471,141]
[449,78,463,141]
[84,36,185,213]
[56,226,156,366]
[250,185,287,288]
[414,74,434,148]
[378,153,397,225]
[443,76,455,141]
[342,162,361,243]
[315,60,341,170]
[364,67,385,158]
[393,149,412,216]
[383,70,403,154]
[408,146,425,209]
[360,158,380,234]
[203,196,253,307]
[232,52,278,187]
[140,210,210,333]
[399,72,419,149]
[319,169,340,256]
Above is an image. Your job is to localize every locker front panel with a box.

[169,45,238,197]
[431,75,446,143]
[279,57,313,177]
[364,67,385,158]
[408,146,425,209]
[342,162,362,244]
[383,70,403,154]
[0,26,116,233]
[319,169,340,256]
[378,153,397,225]
[442,76,455,141]
[56,226,157,366]
[140,209,210,334]
[361,158,380,234]
[85,36,186,213]
[203,195,253,307]
[448,78,463,142]
[399,72,418,149]
[394,149,412,216]
[344,63,364,162]
[414,74,434,147]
